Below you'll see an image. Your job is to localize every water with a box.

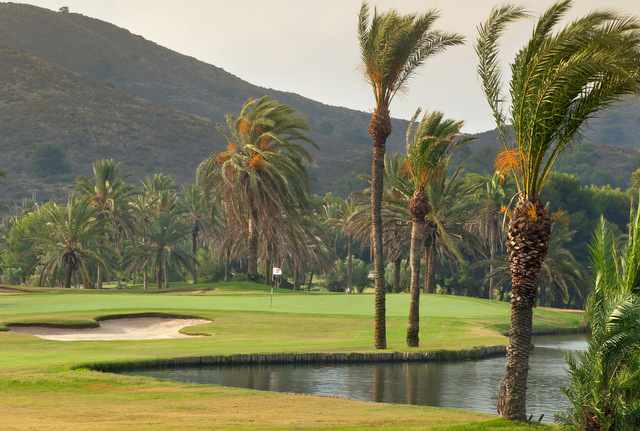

[121,334,585,422]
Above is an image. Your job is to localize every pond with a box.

[121,334,586,423]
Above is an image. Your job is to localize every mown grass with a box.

[0,282,579,429]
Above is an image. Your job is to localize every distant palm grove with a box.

[2,0,640,428]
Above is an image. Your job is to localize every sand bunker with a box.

[9,317,210,341]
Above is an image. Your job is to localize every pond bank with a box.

[80,345,507,372]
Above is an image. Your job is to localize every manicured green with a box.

[0,282,578,429]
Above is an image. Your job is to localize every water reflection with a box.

[121,334,585,422]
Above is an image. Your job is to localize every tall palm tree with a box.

[476,0,640,420]
[28,195,114,289]
[403,109,476,346]
[198,96,317,282]
[358,1,464,349]
[72,159,136,288]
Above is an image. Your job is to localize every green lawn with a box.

[0,282,580,429]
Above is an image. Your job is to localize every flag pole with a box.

[271,267,282,308]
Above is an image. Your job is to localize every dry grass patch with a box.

[0,368,500,430]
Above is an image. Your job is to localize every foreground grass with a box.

[0,282,578,429]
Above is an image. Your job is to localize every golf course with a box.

[0,282,583,430]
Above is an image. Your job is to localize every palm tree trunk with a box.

[264,255,271,286]
[164,265,169,289]
[143,267,148,290]
[347,236,353,293]
[393,257,401,293]
[538,285,546,307]
[424,235,436,294]
[247,217,259,282]
[307,271,314,291]
[369,107,391,350]
[293,270,301,291]
[156,266,162,290]
[64,264,73,289]
[224,246,230,282]
[489,216,497,300]
[96,267,103,289]
[502,197,551,422]
[407,219,425,347]
[191,227,198,284]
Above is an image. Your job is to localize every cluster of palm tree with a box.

[8,161,207,290]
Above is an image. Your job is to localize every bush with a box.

[2,267,22,285]
[323,257,370,293]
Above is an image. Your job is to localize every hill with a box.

[0,44,220,203]
[453,117,640,190]
[0,2,413,199]
[0,2,638,203]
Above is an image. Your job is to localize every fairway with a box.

[0,282,580,429]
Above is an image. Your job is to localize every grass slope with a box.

[0,282,579,429]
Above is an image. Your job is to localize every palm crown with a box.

[358,3,464,109]
[477,0,640,199]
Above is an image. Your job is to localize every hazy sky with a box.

[18,0,640,133]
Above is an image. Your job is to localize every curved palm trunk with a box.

[501,197,551,421]
[307,271,314,291]
[369,107,391,350]
[407,219,425,346]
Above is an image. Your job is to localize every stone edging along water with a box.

[78,345,507,373]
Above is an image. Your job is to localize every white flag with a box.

[272,267,282,275]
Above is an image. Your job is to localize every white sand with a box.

[8,317,210,341]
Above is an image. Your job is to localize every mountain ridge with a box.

[0,2,638,204]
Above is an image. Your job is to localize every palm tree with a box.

[471,172,512,299]
[126,209,196,289]
[402,109,476,346]
[358,1,464,349]
[141,173,179,212]
[72,159,136,288]
[476,1,640,420]
[557,215,640,429]
[179,184,211,284]
[421,161,482,296]
[28,195,114,289]
[324,197,358,293]
[198,96,317,282]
